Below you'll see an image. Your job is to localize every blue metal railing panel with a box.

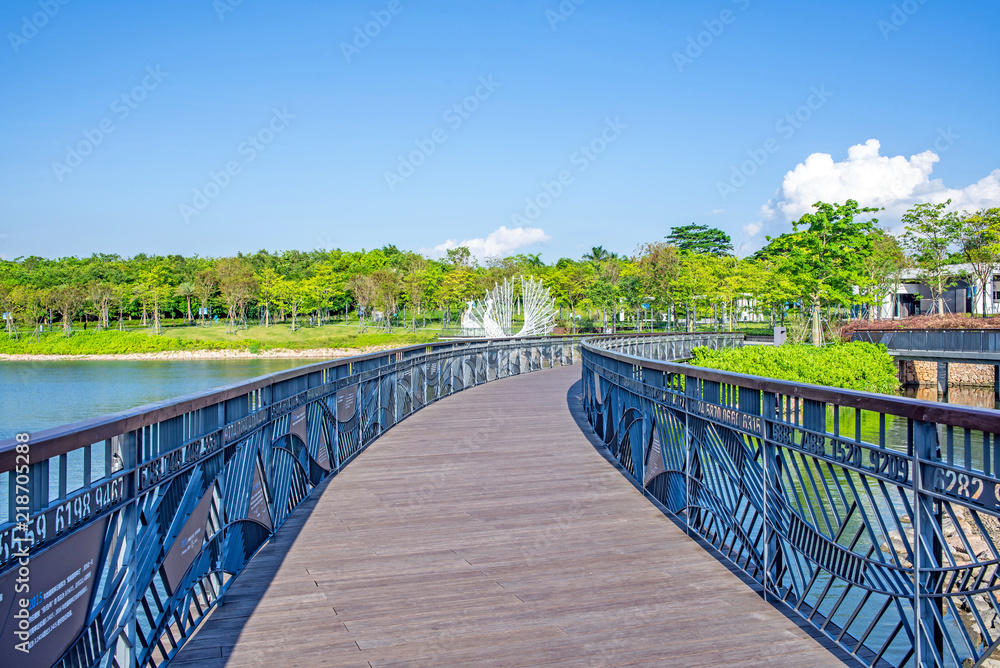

[0,335,589,668]
[584,333,1000,668]
[852,328,1000,359]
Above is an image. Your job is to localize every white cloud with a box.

[426,225,550,261]
[761,138,1000,223]
[743,222,762,237]
[709,208,724,215]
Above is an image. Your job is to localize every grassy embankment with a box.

[0,322,441,355]
[689,342,899,394]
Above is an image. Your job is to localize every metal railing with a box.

[0,336,580,668]
[852,330,1000,360]
[583,334,1000,668]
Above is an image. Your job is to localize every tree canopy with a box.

[665,223,733,256]
[2,200,996,345]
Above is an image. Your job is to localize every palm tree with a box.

[175,281,196,324]
[582,246,610,264]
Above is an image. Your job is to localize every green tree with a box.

[759,200,880,345]
[46,284,85,337]
[582,246,612,264]
[665,223,733,256]
[959,207,1000,317]
[216,257,256,333]
[195,270,216,326]
[10,285,45,341]
[902,199,962,317]
[587,258,622,333]
[138,266,172,335]
[445,246,473,268]
[438,265,476,327]
[274,277,308,332]
[371,268,402,332]
[346,273,377,332]
[255,266,282,327]
[87,281,115,331]
[635,242,681,329]
[308,263,344,325]
[671,251,715,332]
[175,281,196,324]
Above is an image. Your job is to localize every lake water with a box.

[0,359,319,440]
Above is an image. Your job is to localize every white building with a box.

[868,265,999,319]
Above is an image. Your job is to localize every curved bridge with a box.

[7,333,1000,667]
[171,363,841,667]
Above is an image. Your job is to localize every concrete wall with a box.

[900,360,995,387]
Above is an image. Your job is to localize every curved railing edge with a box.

[581,333,1000,668]
[582,336,1000,433]
[0,335,576,471]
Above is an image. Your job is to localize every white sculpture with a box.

[461,276,557,338]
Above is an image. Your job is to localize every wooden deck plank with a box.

[173,366,847,667]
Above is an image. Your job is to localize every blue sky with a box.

[1,0,998,262]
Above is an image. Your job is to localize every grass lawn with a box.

[163,321,441,349]
[0,321,442,355]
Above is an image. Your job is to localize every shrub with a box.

[688,342,899,394]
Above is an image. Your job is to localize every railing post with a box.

[683,369,693,537]
[913,419,943,667]
[123,429,139,668]
[761,391,781,598]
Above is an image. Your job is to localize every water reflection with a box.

[902,385,1000,411]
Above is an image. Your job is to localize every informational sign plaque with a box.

[246,465,273,531]
[289,406,308,444]
[644,427,665,487]
[162,490,213,595]
[336,385,357,423]
[0,517,108,668]
[314,426,331,471]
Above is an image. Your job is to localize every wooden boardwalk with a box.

[173,366,847,667]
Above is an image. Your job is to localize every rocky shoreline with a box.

[0,347,390,362]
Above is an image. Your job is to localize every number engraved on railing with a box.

[224,408,269,443]
[868,450,909,483]
[833,440,864,468]
[139,432,222,491]
[772,423,794,445]
[0,473,129,567]
[693,400,761,434]
[801,432,826,456]
[929,467,990,507]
